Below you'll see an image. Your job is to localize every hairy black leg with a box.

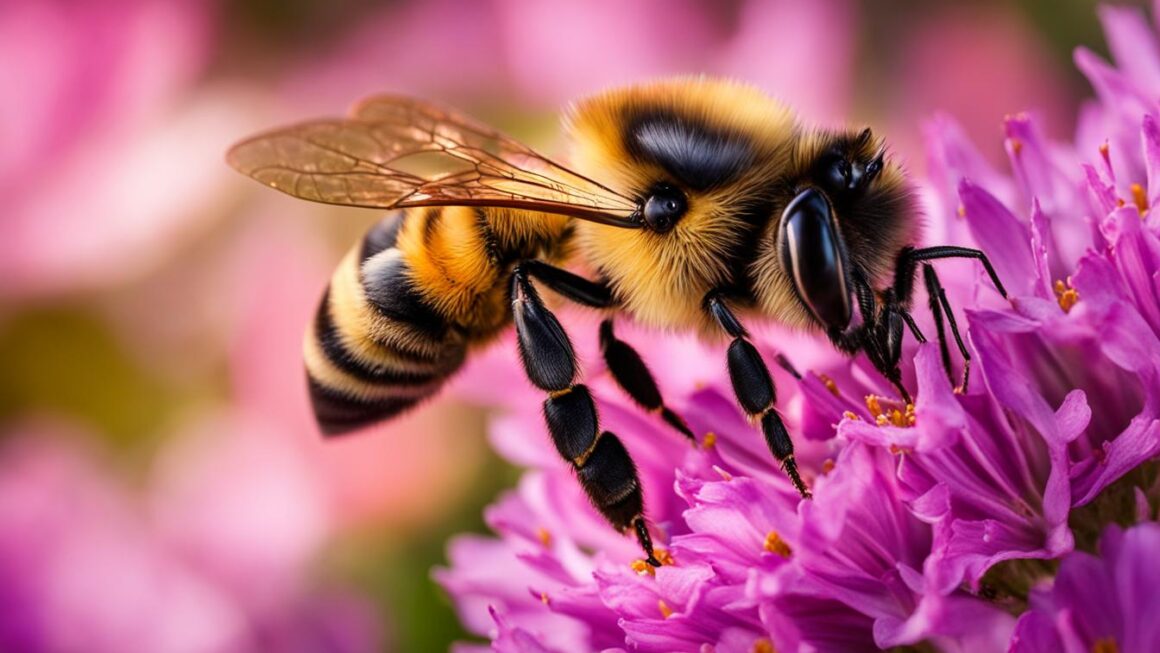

[922,264,972,391]
[511,266,659,566]
[599,319,695,441]
[520,260,695,442]
[895,245,1009,300]
[521,260,614,308]
[705,293,810,497]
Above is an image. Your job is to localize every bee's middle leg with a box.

[519,261,695,442]
[511,264,660,566]
[704,291,810,498]
[599,319,695,441]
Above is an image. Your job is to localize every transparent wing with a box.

[227,96,641,227]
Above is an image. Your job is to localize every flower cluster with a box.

[438,4,1160,652]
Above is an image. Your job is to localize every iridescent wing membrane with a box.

[227,96,642,227]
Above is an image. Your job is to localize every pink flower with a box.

[0,0,240,298]
[0,421,381,652]
[1010,521,1160,653]
[436,3,1160,651]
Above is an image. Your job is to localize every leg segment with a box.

[922,264,972,391]
[599,320,695,441]
[706,293,810,497]
[520,260,694,442]
[511,265,660,566]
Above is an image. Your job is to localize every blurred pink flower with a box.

[497,0,856,119]
[0,0,243,298]
[279,0,510,114]
[0,421,380,653]
[890,5,1073,165]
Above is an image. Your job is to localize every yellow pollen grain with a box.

[1116,197,1127,207]
[888,443,912,455]
[536,527,552,547]
[842,410,860,421]
[1099,142,1110,159]
[957,204,967,218]
[658,599,674,619]
[702,432,718,449]
[752,638,775,653]
[654,549,675,566]
[631,559,656,576]
[763,531,792,558]
[1054,279,1080,313]
[540,592,550,605]
[817,373,840,397]
[865,395,884,419]
[822,458,836,474]
[1092,636,1119,653]
[1009,138,1023,155]
[1131,182,1149,214]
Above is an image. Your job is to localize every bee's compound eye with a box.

[642,185,687,233]
[780,188,852,330]
[824,156,852,191]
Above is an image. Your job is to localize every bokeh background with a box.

[0,0,1143,650]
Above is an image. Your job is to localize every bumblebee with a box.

[228,78,1005,566]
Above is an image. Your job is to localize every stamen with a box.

[702,432,717,449]
[957,204,967,218]
[821,458,836,474]
[536,527,552,547]
[540,592,550,605]
[842,410,861,421]
[631,559,656,576]
[752,638,775,653]
[1054,279,1080,313]
[654,548,675,566]
[866,395,914,427]
[817,373,840,397]
[1099,141,1110,163]
[1092,637,1119,653]
[1009,137,1023,155]
[657,599,674,619]
[1130,182,1148,214]
[763,530,793,558]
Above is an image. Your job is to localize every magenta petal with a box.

[959,179,1038,296]
[1143,114,1160,212]
[1099,5,1160,91]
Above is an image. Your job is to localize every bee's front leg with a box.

[511,264,660,566]
[704,292,810,498]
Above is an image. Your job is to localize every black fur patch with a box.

[307,375,419,435]
[627,112,753,191]
[314,288,440,385]
[359,212,404,263]
[362,254,448,340]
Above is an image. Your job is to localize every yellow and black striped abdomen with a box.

[305,211,471,434]
[305,206,571,435]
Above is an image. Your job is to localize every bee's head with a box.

[560,78,801,329]
[776,128,915,332]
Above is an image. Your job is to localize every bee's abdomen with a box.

[304,213,469,435]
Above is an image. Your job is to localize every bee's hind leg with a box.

[511,264,660,566]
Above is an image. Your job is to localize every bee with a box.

[228,78,1005,566]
